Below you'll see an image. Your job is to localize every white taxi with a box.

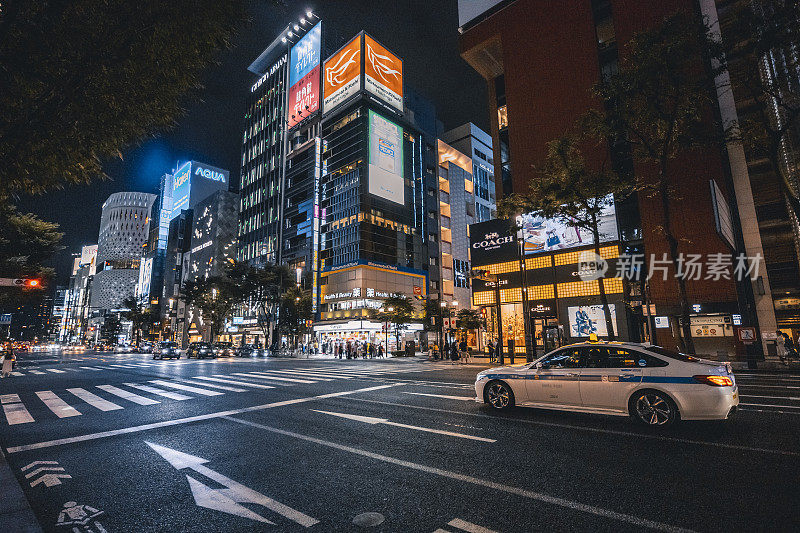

[475,338,738,426]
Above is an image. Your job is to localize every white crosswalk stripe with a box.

[66,388,123,411]
[35,391,81,418]
[46,369,65,374]
[10,371,23,376]
[177,379,247,392]
[30,370,46,375]
[244,372,317,384]
[149,380,224,396]
[124,383,191,401]
[79,366,103,371]
[96,385,160,405]
[1,394,35,425]
[194,376,275,389]
[263,369,347,380]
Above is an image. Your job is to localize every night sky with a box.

[20,1,488,283]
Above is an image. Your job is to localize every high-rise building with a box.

[90,192,156,312]
[441,123,496,223]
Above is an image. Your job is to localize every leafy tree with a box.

[456,308,485,333]
[239,262,290,343]
[277,286,312,348]
[0,0,258,198]
[422,298,442,333]
[584,12,724,352]
[376,295,416,351]
[720,0,800,222]
[121,296,157,345]
[500,136,628,339]
[182,273,242,341]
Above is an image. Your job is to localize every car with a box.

[236,344,264,357]
[186,342,215,359]
[154,342,180,360]
[474,337,738,427]
[212,342,235,357]
[138,342,154,354]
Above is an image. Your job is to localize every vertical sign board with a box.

[287,22,322,129]
[364,35,403,112]
[368,110,404,205]
[312,137,322,312]
[171,161,192,220]
[323,35,361,114]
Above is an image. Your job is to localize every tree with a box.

[720,1,800,223]
[121,296,157,345]
[584,12,724,352]
[0,1,258,198]
[500,136,629,339]
[422,298,441,333]
[456,308,485,333]
[239,262,290,344]
[376,295,416,351]
[277,286,312,349]
[182,272,242,341]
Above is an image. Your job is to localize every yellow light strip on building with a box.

[553,244,619,266]
[525,256,551,269]
[556,277,623,298]
[528,284,555,300]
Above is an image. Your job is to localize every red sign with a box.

[413,286,422,296]
[288,65,320,128]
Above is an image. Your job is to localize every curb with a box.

[0,447,42,533]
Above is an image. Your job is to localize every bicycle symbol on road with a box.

[55,501,106,533]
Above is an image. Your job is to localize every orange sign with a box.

[364,35,403,111]
[323,36,361,113]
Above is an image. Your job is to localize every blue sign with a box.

[171,161,192,220]
[289,22,321,87]
[0,314,11,325]
[194,165,227,183]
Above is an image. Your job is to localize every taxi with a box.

[475,336,738,426]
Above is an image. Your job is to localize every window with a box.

[581,347,668,368]
[540,349,582,369]
[497,105,508,130]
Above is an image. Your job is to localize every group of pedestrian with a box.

[486,339,500,363]
[428,338,471,363]
[776,331,799,365]
[328,340,385,359]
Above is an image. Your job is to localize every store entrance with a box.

[532,318,562,358]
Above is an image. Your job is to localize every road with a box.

[1,350,799,532]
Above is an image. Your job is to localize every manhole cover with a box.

[352,512,385,527]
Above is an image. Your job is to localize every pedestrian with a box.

[378,344,384,358]
[1,350,14,378]
[450,341,459,362]
[777,331,798,364]
[487,340,495,364]
[459,338,469,364]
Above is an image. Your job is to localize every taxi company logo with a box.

[366,43,401,84]
[327,48,359,88]
[194,166,226,183]
[575,251,608,281]
[473,232,513,249]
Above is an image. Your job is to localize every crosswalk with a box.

[0,364,457,426]
[736,373,800,414]
[1,358,250,378]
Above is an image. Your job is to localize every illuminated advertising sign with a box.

[193,164,227,183]
[517,196,618,255]
[323,35,361,114]
[171,161,192,219]
[288,22,321,129]
[568,304,618,338]
[368,110,404,205]
[364,35,403,112]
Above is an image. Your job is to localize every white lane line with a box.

[96,385,160,405]
[740,402,800,409]
[35,391,81,418]
[740,394,800,400]
[5,384,401,454]
[448,518,498,533]
[124,383,191,401]
[149,380,224,396]
[178,379,247,392]
[312,409,495,442]
[1,394,35,425]
[79,367,103,371]
[194,376,275,389]
[345,398,800,457]
[66,388,123,411]
[46,369,65,373]
[245,371,316,383]
[403,392,476,401]
[224,416,693,533]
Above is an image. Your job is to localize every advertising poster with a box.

[171,161,191,219]
[468,218,518,266]
[368,109,404,205]
[364,35,403,112]
[567,304,617,337]
[288,22,321,128]
[517,196,618,254]
[323,36,361,114]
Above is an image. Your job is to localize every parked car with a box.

[236,344,264,357]
[154,342,180,360]
[213,342,235,357]
[186,342,214,359]
[475,336,738,427]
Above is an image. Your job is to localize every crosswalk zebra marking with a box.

[10,371,23,376]
[124,383,192,401]
[96,385,160,405]
[79,366,103,371]
[244,372,317,384]
[46,369,65,374]
[30,370,46,375]
[35,391,81,418]
[1,394,35,425]
[194,376,275,389]
[149,380,224,396]
[177,379,247,392]
[66,388,123,411]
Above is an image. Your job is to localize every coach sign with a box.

[469,219,519,266]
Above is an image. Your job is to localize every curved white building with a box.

[90,192,157,311]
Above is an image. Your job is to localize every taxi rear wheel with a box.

[484,381,515,410]
[630,390,679,427]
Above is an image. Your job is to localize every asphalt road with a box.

[1,350,799,532]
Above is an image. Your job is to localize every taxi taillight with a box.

[693,375,734,387]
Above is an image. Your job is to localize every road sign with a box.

[146,442,318,527]
[737,327,757,344]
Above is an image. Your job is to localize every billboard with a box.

[288,22,321,129]
[567,304,618,338]
[364,35,403,112]
[171,161,192,219]
[368,110,404,205]
[517,197,618,255]
[323,36,361,114]
[469,218,518,266]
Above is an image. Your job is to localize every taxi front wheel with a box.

[630,390,679,427]
[485,381,515,410]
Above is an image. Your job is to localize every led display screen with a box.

[368,110,404,205]
[288,22,321,128]
[323,35,361,114]
[364,34,403,112]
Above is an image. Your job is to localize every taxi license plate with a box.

[732,391,738,400]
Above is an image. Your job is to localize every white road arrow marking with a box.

[21,460,59,471]
[24,466,65,478]
[146,442,319,527]
[311,410,496,442]
[30,473,72,487]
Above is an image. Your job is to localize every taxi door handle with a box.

[565,372,578,377]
